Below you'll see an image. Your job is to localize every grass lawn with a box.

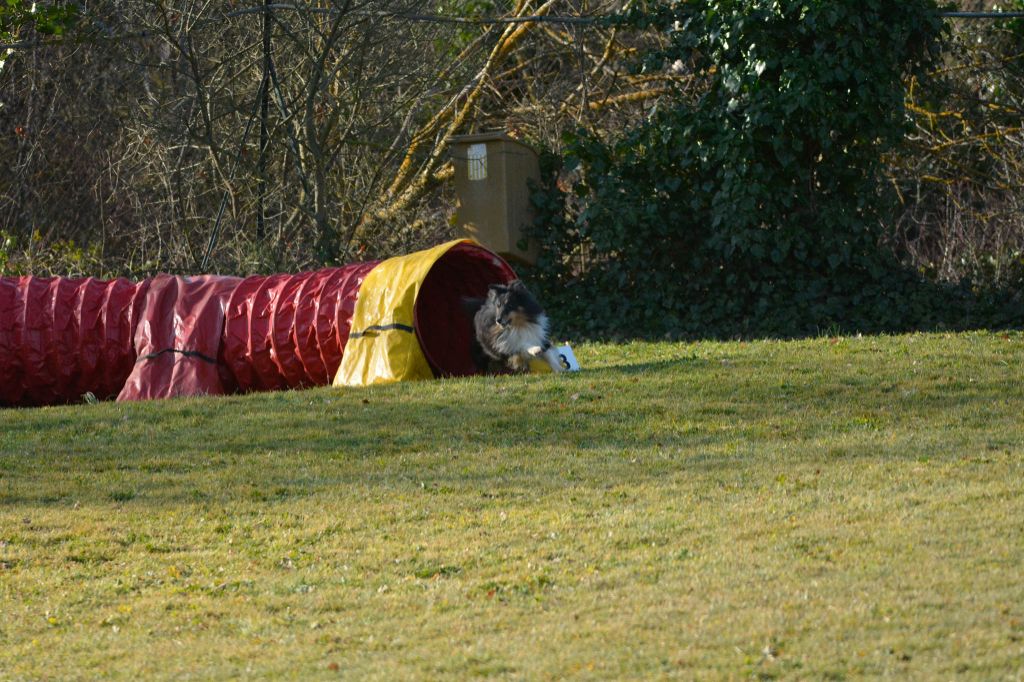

[1,331,1023,679]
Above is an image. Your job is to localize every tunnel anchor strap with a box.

[348,323,415,339]
[138,348,220,365]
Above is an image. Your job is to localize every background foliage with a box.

[888,0,1024,291]
[2,0,1023,338]
[527,0,1024,339]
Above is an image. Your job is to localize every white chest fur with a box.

[493,313,549,356]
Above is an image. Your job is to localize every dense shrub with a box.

[527,0,1024,339]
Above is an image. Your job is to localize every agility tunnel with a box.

[0,240,519,407]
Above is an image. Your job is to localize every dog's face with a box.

[487,280,544,330]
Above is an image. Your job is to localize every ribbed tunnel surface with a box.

[0,276,149,406]
[0,241,516,406]
[220,261,380,395]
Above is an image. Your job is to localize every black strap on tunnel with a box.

[349,323,415,339]
[138,348,220,364]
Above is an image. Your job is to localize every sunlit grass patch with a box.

[1,331,1023,679]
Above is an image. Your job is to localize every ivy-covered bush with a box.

[528,0,1024,339]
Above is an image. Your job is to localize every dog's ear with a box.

[461,296,484,316]
[486,283,508,301]
[507,279,531,295]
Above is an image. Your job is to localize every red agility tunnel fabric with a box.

[0,276,148,407]
[117,275,241,402]
[1,241,520,406]
[221,261,379,393]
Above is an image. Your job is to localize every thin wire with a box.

[222,5,604,25]
[223,6,1024,23]
[1,10,599,51]
[942,11,1024,18]
[374,11,601,25]
[4,9,1024,50]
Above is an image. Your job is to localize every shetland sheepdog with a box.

[463,280,564,374]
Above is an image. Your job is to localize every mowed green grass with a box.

[1,332,1023,680]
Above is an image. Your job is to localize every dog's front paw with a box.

[526,345,543,357]
[507,355,531,373]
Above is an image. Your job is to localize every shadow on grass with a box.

[2,355,1021,508]
[590,357,711,375]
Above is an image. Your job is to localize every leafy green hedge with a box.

[526,0,1024,339]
